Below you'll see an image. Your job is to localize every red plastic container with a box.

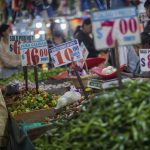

[84,57,105,69]
[91,65,126,80]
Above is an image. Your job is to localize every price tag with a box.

[77,42,89,68]
[87,79,101,89]
[92,7,141,50]
[139,49,150,72]
[9,34,34,55]
[20,40,49,66]
[49,39,83,67]
[80,42,89,59]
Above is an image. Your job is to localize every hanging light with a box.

[36,22,42,28]
[35,34,40,39]
[60,23,67,30]
[13,30,17,35]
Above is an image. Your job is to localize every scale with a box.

[87,77,131,90]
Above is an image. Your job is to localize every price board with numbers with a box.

[49,39,83,67]
[139,49,150,72]
[20,40,49,66]
[92,7,141,50]
[9,34,34,55]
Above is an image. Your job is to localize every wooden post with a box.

[74,67,88,99]
[115,41,122,87]
[84,59,89,74]
[23,66,28,91]
[32,56,39,93]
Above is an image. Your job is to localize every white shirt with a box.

[118,46,139,73]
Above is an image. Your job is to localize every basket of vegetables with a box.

[7,88,59,123]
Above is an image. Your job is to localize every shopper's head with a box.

[52,31,66,45]
[144,0,150,18]
[82,18,92,34]
[0,23,11,38]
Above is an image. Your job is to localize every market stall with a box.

[1,0,150,150]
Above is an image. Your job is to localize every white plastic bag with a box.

[55,91,81,109]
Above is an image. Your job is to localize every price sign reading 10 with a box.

[50,40,82,67]
[92,7,141,50]
[20,40,49,66]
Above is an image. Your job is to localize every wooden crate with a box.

[14,108,59,123]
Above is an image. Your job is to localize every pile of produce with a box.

[33,80,150,150]
[7,89,59,115]
[28,68,67,82]
[0,67,67,86]
[0,72,24,86]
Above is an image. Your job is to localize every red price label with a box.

[54,48,73,65]
[9,41,21,54]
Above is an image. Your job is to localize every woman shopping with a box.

[0,24,21,78]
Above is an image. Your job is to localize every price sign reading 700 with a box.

[92,7,141,50]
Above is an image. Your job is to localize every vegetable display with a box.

[7,89,59,115]
[33,80,150,150]
[0,67,67,86]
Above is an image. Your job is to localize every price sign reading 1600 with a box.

[24,48,48,65]
[20,40,49,66]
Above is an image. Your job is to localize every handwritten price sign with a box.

[49,39,82,67]
[9,34,34,55]
[92,7,141,50]
[139,49,150,72]
[20,40,49,66]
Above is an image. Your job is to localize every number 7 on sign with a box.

[101,20,115,46]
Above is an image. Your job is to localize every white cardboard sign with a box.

[9,34,34,55]
[20,40,49,66]
[139,49,150,72]
[92,7,141,50]
[77,42,89,68]
[49,39,82,67]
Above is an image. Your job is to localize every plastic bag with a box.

[55,91,81,109]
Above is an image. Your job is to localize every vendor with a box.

[75,18,99,58]
[0,24,21,78]
[143,0,150,34]
[52,31,66,46]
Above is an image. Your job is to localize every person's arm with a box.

[0,45,21,67]
[127,46,139,73]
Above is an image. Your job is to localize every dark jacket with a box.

[76,31,99,58]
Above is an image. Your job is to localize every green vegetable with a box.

[33,80,150,150]
[0,67,67,86]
